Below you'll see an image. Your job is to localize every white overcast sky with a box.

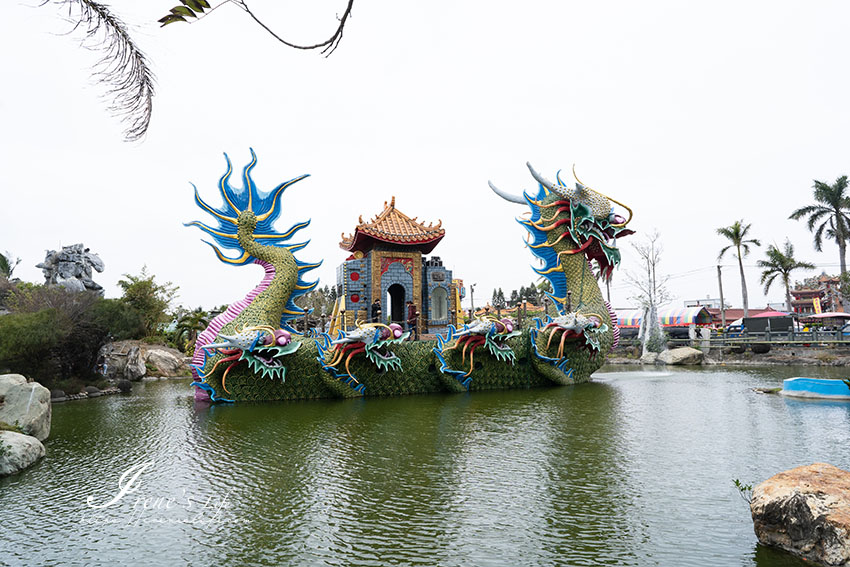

[3,1,850,312]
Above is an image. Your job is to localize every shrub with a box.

[90,299,145,340]
[644,329,668,354]
[0,420,24,433]
[0,309,62,379]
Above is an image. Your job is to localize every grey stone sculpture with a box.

[36,243,105,293]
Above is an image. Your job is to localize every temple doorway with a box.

[431,287,448,321]
[387,284,406,323]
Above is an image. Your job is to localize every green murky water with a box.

[2,365,849,566]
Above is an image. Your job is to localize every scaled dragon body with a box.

[189,152,632,402]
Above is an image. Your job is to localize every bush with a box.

[90,299,145,340]
[644,329,668,354]
[0,309,62,379]
[0,276,13,307]
[53,378,86,395]
[141,334,168,345]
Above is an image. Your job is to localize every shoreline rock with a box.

[608,345,850,366]
[657,346,704,365]
[98,340,191,382]
[0,431,45,477]
[0,374,51,441]
[50,386,122,403]
[751,463,850,566]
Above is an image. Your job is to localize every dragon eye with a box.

[608,212,627,225]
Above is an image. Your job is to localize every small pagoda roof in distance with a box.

[340,196,445,255]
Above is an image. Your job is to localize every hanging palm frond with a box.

[51,0,155,141]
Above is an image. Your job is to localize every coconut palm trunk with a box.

[784,279,792,313]
[737,245,749,317]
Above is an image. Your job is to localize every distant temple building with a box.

[336,197,462,336]
[791,273,845,315]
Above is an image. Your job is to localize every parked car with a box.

[725,323,744,338]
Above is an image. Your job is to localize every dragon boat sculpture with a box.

[188,150,633,402]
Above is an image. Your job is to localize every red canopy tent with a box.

[751,311,792,318]
[809,312,850,319]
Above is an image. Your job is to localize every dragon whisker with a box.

[547,327,563,350]
[558,329,569,359]
[221,360,243,394]
[206,352,242,378]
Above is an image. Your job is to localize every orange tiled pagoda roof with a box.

[340,196,445,254]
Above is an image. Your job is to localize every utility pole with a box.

[717,265,726,329]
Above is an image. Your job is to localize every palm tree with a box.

[0,251,21,279]
[40,0,354,141]
[789,176,850,275]
[175,308,210,353]
[717,220,761,317]
[757,240,816,312]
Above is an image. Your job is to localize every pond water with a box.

[2,365,850,566]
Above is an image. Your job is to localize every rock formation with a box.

[36,243,104,293]
[98,341,190,381]
[0,374,51,441]
[0,374,51,476]
[0,431,45,476]
[145,349,186,376]
[751,462,850,566]
[657,346,704,365]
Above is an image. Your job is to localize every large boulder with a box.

[124,346,146,381]
[751,463,850,566]
[0,430,45,476]
[0,374,51,441]
[100,341,189,381]
[145,347,186,377]
[657,347,704,365]
[639,351,659,364]
[98,342,129,380]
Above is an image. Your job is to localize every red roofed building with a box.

[336,197,460,336]
[789,273,845,316]
[340,196,445,256]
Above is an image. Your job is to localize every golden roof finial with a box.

[390,196,396,208]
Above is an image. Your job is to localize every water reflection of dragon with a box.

[189,151,632,402]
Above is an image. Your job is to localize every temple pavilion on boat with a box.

[334,197,463,337]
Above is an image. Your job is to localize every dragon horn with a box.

[488,181,526,204]
[526,162,557,192]
[202,334,238,350]
[572,164,587,191]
